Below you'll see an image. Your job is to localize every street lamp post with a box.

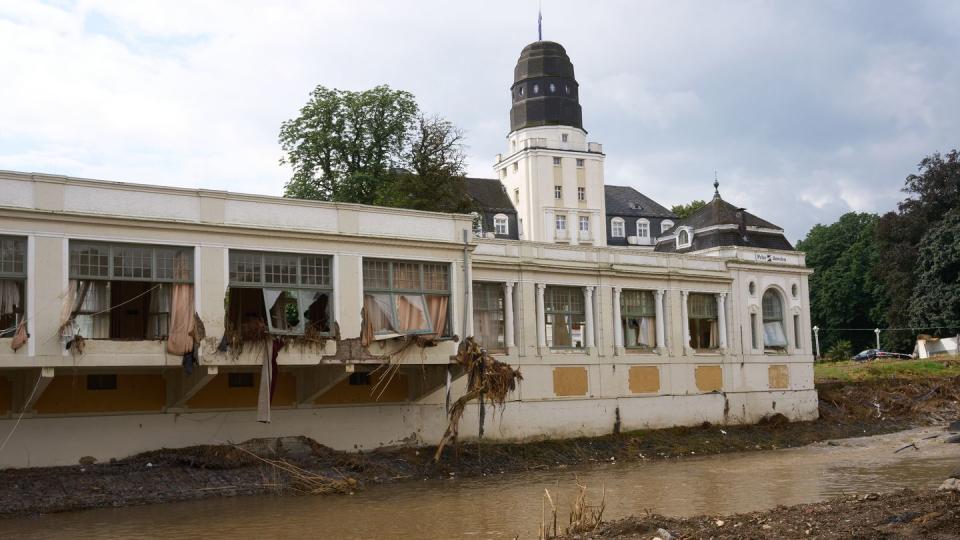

[813,325,820,360]
[874,328,881,349]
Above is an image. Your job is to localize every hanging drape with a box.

[257,343,272,423]
[76,281,109,339]
[166,255,195,355]
[0,280,20,317]
[425,295,448,339]
[396,294,429,333]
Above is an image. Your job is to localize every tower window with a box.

[553,157,561,166]
[565,85,570,95]
[519,86,524,96]
[514,188,519,204]
[512,162,518,172]
[533,83,539,94]
[549,83,556,93]
[561,134,568,143]
[576,159,585,168]
[577,187,585,201]
[554,186,562,199]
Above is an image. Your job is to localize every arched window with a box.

[636,219,650,240]
[661,220,674,233]
[493,214,509,236]
[677,229,691,248]
[611,217,625,238]
[762,289,787,351]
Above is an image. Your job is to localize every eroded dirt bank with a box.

[566,488,960,539]
[1,376,957,517]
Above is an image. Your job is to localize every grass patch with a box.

[815,357,960,382]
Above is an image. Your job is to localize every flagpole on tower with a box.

[538,0,542,41]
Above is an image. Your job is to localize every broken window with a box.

[544,286,585,348]
[361,259,450,340]
[762,289,787,352]
[473,282,505,351]
[621,290,656,349]
[0,236,26,338]
[688,293,718,350]
[227,251,333,336]
[66,242,193,340]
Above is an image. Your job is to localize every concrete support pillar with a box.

[568,210,579,245]
[716,293,728,351]
[681,290,692,354]
[583,286,595,349]
[536,283,547,348]
[612,286,623,354]
[504,282,515,349]
[655,289,666,354]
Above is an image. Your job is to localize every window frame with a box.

[228,250,334,336]
[0,236,27,338]
[621,289,657,350]
[636,218,650,240]
[544,285,586,349]
[493,214,509,235]
[555,214,567,231]
[611,218,625,238]
[472,281,506,352]
[362,259,451,338]
[761,289,788,352]
[69,241,194,284]
[687,292,719,351]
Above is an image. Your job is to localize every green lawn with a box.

[815,357,960,383]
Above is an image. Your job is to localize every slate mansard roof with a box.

[464,177,520,240]
[604,185,676,218]
[655,192,794,253]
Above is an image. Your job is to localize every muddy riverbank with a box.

[569,487,960,539]
[1,376,957,518]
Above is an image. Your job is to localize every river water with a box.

[2,427,957,539]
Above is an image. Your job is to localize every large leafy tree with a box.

[797,212,886,351]
[908,208,960,332]
[279,85,419,204]
[876,149,960,349]
[670,200,706,219]
[376,115,475,213]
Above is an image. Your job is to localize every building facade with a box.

[0,39,817,468]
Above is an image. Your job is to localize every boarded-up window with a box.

[628,366,660,394]
[695,365,723,392]
[553,366,588,396]
[768,364,789,389]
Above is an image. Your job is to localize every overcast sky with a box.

[2,1,958,241]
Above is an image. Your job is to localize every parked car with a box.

[851,349,912,361]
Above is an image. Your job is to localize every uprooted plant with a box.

[433,337,523,461]
[539,476,606,539]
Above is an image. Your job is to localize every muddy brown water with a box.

[2,427,957,539]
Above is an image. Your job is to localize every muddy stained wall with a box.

[186,373,298,409]
[33,374,166,414]
[0,374,10,414]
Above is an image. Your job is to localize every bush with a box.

[826,340,853,362]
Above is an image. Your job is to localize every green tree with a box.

[376,115,476,213]
[670,200,706,219]
[796,212,886,351]
[876,149,960,350]
[907,208,960,332]
[279,85,419,204]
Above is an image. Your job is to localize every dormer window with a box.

[637,219,650,240]
[611,218,625,238]
[661,220,674,233]
[493,214,509,236]
[676,228,693,249]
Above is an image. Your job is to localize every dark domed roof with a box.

[509,41,583,133]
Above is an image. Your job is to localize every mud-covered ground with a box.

[567,488,960,539]
[1,376,958,517]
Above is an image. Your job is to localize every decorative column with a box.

[716,293,728,351]
[568,210,579,245]
[504,282,515,349]
[583,286,595,349]
[536,283,547,348]
[681,290,691,354]
[654,289,666,353]
[464,259,473,338]
[612,287,623,354]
